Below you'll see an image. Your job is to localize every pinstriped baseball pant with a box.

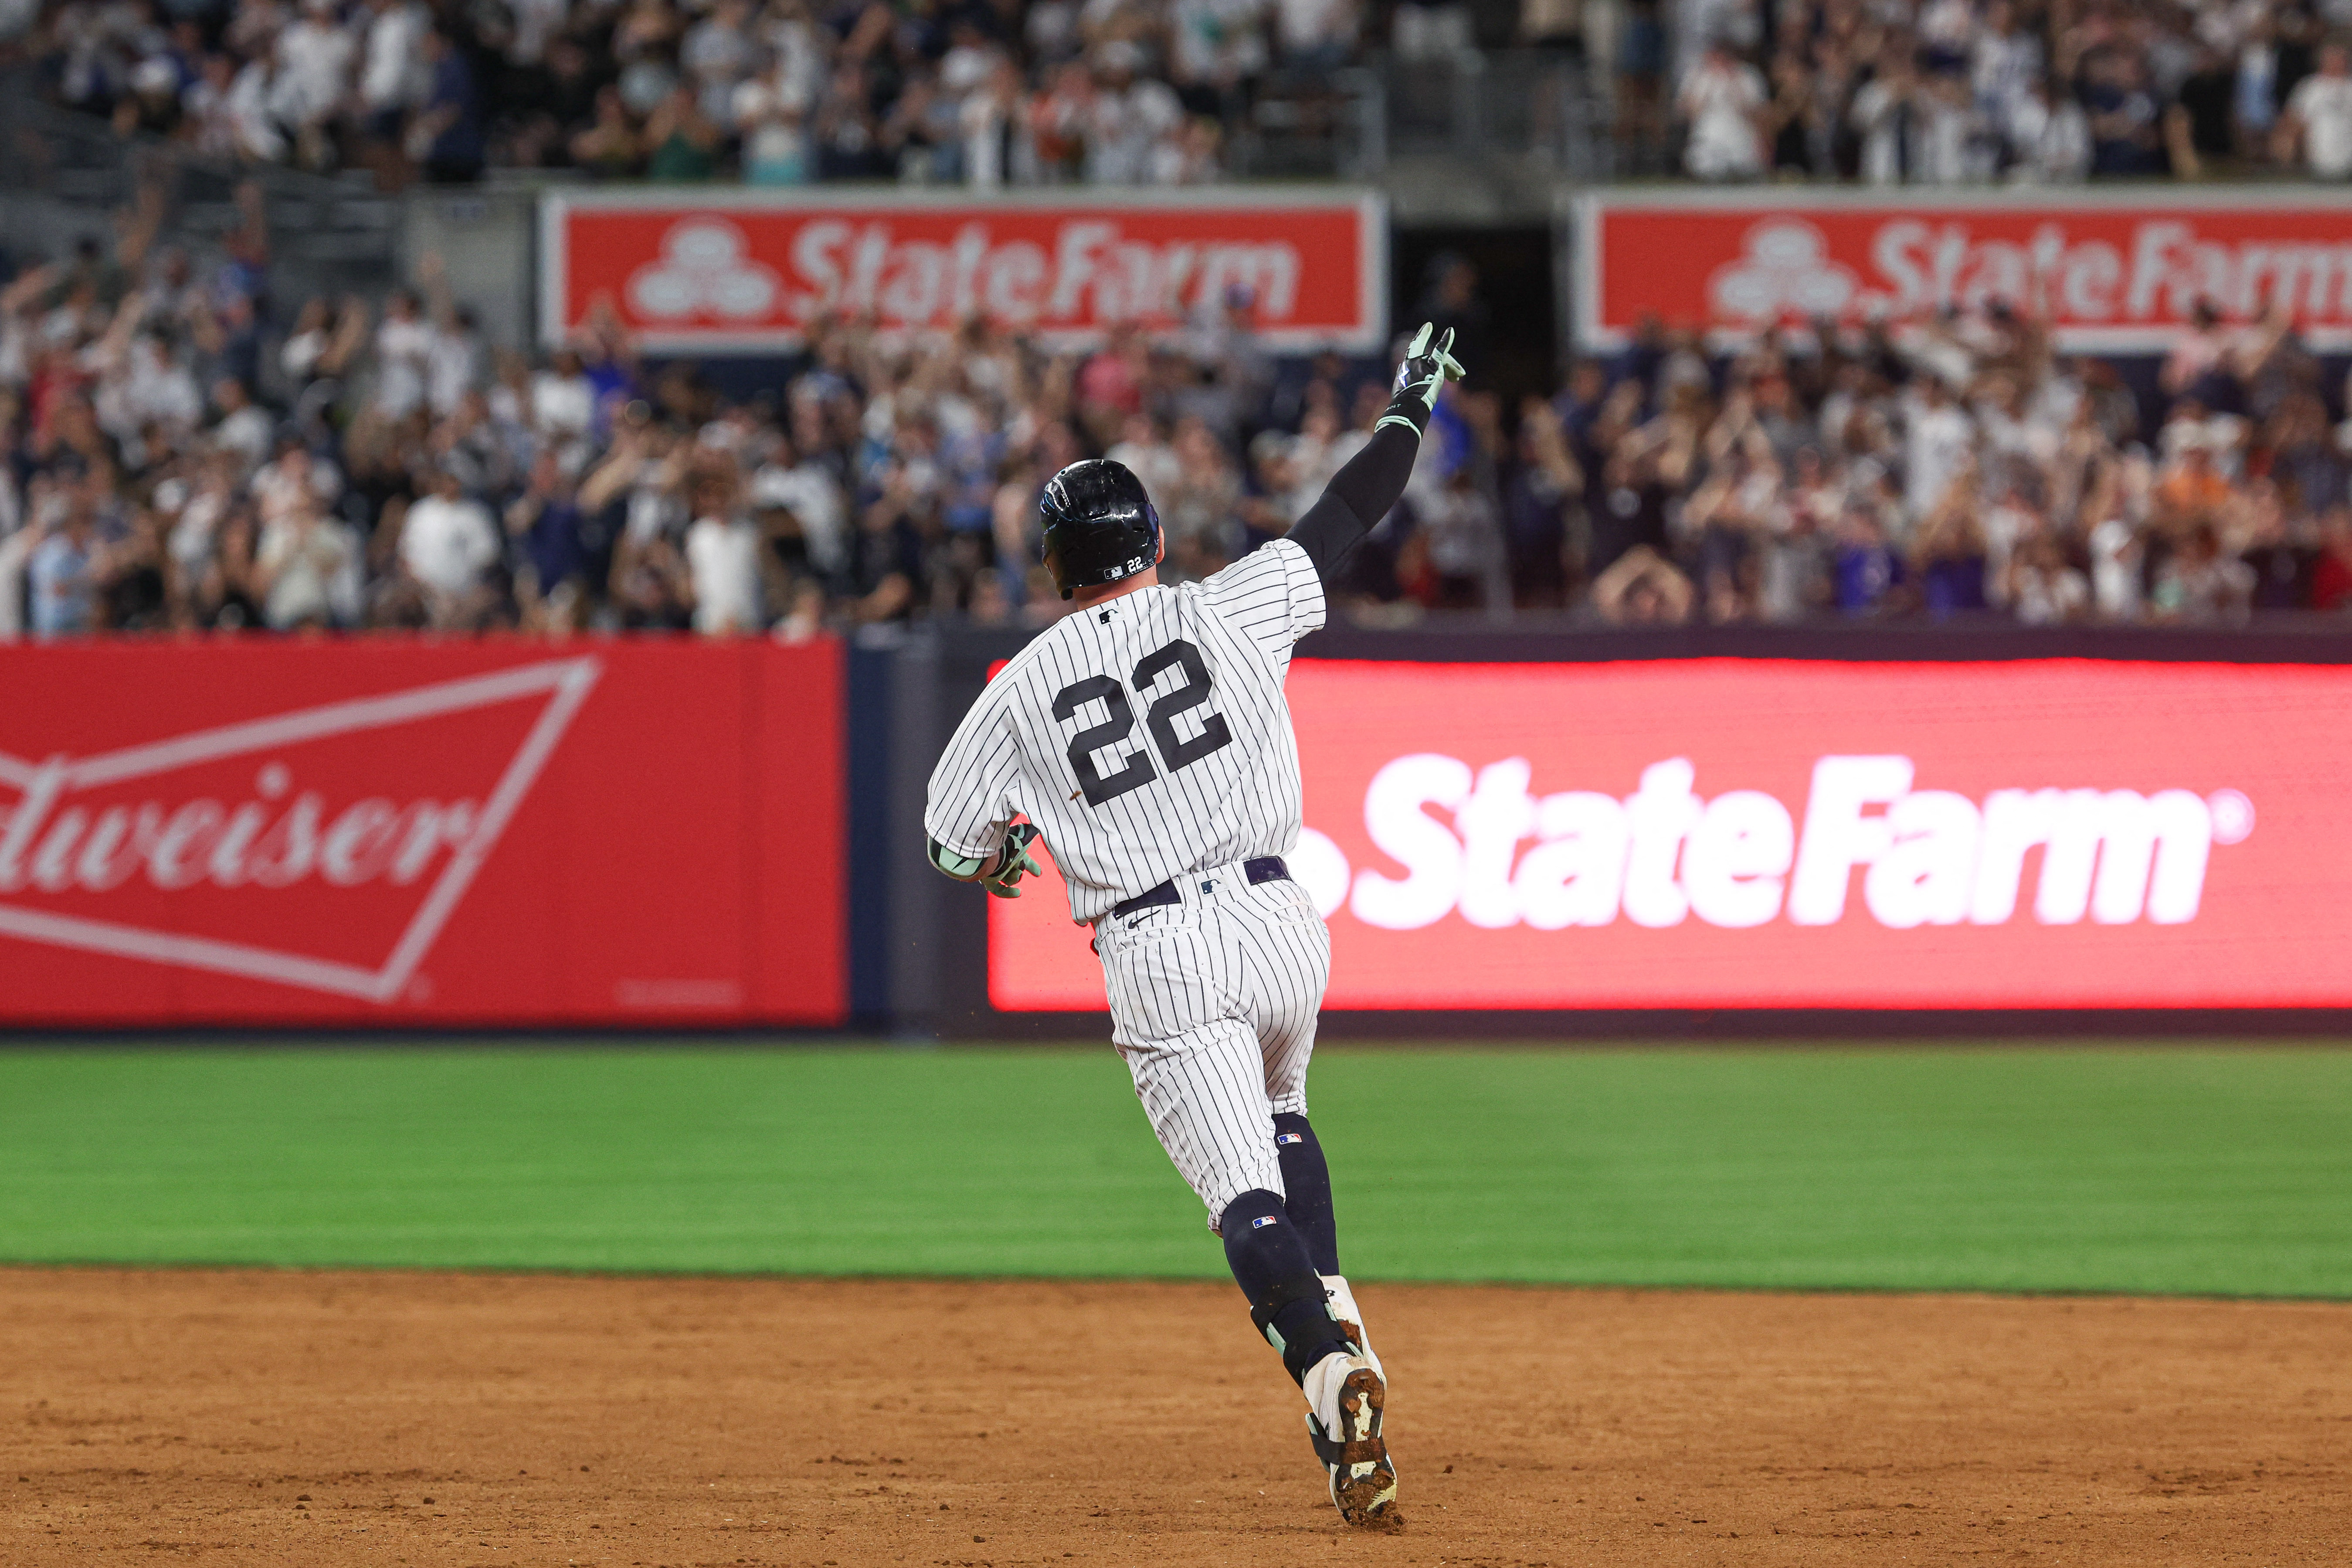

[1093,866,1333,1233]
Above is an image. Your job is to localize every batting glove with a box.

[1375,322,1468,437]
[980,823,1044,899]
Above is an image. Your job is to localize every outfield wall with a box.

[0,639,846,1027]
[10,627,2352,1034]
[898,623,2352,1038]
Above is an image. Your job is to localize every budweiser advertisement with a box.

[1575,188,2352,352]
[0,640,844,1026]
[542,188,1386,352]
[989,658,2352,1012]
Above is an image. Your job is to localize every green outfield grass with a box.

[0,1044,2347,1296]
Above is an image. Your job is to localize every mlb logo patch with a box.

[1275,1133,1303,1147]
[1250,1215,1279,1229]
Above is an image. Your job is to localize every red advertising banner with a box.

[1575,189,2352,352]
[542,188,1386,352]
[0,640,845,1026]
[990,658,2350,1011]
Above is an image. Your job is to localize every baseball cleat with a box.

[1321,1274,1383,1385]
[1302,1351,1399,1530]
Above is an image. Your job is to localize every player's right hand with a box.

[981,823,1044,899]
[1378,322,1468,434]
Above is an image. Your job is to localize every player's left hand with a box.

[981,823,1044,899]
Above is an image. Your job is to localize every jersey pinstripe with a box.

[1096,871,1330,1227]
[924,537,1325,924]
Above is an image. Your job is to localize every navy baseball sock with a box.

[1271,1113,1339,1276]
[1221,1188,1351,1385]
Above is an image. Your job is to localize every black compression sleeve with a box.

[1286,421,1422,585]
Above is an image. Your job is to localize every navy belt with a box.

[1111,856,1290,920]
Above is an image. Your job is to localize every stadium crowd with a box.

[1532,305,2352,624]
[1666,0,2352,183]
[32,0,2352,190]
[2,180,2349,638]
[31,0,1370,185]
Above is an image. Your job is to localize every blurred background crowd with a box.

[1667,0,2352,184]
[29,0,1371,187]
[6,182,2350,638]
[4,0,2352,635]
[1522,304,2352,624]
[24,0,2352,189]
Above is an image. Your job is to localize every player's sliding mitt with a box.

[980,822,1044,899]
[1375,322,1468,436]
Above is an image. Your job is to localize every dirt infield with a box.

[3,1269,2347,1565]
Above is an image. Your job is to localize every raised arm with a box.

[1284,322,1466,586]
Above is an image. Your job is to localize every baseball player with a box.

[923,325,1465,1529]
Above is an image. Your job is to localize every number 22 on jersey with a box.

[1052,638,1233,807]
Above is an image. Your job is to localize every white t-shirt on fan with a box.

[2289,73,2352,178]
[686,513,763,634]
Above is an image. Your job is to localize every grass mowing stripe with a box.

[0,1045,2346,1295]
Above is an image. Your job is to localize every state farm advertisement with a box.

[543,188,1385,352]
[0,641,844,1026]
[1575,190,2352,351]
[988,658,2352,1011]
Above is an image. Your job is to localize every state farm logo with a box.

[1296,754,2252,933]
[0,658,600,1000]
[597,213,1311,333]
[628,219,781,321]
[1708,221,1859,323]
[1605,205,2352,343]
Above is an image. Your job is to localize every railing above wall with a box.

[0,74,403,302]
[1232,49,1620,187]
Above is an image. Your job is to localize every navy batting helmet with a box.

[1039,458,1161,601]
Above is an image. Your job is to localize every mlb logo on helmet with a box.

[1275,1133,1303,1147]
[1251,1215,1279,1229]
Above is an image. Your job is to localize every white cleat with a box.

[1321,1274,1383,1385]
[1302,1349,1400,1530]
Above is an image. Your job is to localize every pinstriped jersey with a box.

[925,537,1325,924]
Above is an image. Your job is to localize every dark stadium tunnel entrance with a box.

[1390,224,1559,412]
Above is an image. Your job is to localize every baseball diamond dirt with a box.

[4,1269,2348,1565]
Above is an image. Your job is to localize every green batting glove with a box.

[981,823,1044,899]
[1375,322,1467,436]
